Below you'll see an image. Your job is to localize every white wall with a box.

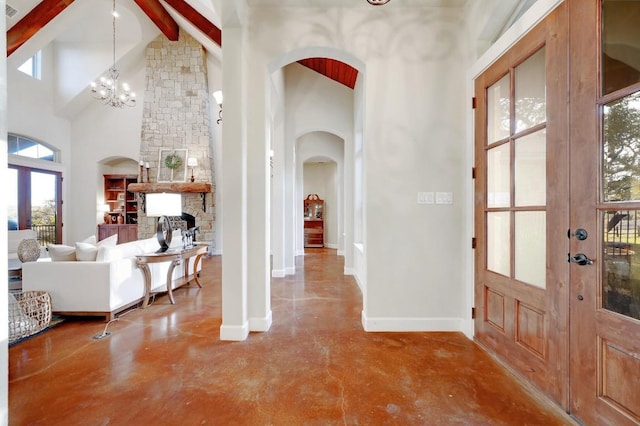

[249,5,467,331]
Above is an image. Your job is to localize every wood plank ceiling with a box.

[297,57,359,89]
[6,1,355,89]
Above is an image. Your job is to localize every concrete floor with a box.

[9,249,575,425]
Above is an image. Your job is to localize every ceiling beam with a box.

[163,0,222,46]
[134,0,180,41]
[6,0,75,57]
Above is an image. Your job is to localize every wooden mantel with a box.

[128,182,212,212]
[128,182,212,194]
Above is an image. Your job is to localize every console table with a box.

[135,244,208,308]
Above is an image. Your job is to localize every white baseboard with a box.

[325,243,338,249]
[212,248,222,255]
[249,310,272,332]
[271,269,286,278]
[361,312,464,332]
[296,250,305,256]
[285,266,296,275]
[337,250,345,256]
[219,322,249,341]
[344,267,355,276]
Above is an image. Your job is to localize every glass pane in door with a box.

[603,210,640,320]
[487,75,511,144]
[515,129,547,206]
[487,143,511,207]
[487,211,510,276]
[515,211,546,288]
[515,47,547,133]
[602,91,640,202]
[31,171,57,247]
[602,0,640,95]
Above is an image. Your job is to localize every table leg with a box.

[166,259,181,304]
[137,262,153,309]
[193,253,205,288]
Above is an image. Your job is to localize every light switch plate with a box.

[417,192,434,204]
[436,192,453,204]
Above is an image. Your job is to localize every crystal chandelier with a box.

[367,0,390,5]
[90,0,135,108]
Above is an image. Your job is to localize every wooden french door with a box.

[569,0,640,424]
[474,1,570,410]
[475,1,640,425]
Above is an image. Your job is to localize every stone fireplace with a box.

[137,31,215,249]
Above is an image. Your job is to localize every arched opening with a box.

[267,47,365,291]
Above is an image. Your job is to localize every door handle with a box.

[568,253,594,265]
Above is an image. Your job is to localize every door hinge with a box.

[471,97,477,109]
[472,237,476,249]
[472,167,476,179]
[471,307,476,319]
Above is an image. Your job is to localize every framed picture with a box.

[158,149,188,182]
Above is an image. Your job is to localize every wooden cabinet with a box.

[97,224,138,244]
[303,194,324,248]
[100,174,138,244]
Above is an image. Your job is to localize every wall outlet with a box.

[436,192,453,204]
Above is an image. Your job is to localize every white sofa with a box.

[22,231,202,321]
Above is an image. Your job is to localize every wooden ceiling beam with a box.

[6,0,74,57]
[134,0,179,41]
[163,0,221,46]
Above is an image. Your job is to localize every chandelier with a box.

[90,0,135,108]
[367,0,390,5]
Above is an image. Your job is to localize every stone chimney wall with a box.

[139,31,215,247]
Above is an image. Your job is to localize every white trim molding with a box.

[361,312,464,332]
[219,323,250,341]
[249,311,273,332]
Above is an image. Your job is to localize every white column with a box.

[246,57,272,332]
[219,22,249,341]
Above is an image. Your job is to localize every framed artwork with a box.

[158,149,188,182]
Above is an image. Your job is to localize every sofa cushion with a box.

[48,244,77,261]
[75,242,98,261]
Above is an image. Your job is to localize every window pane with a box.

[515,47,546,133]
[515,211,546,288]
[603,210,640,320]
[487,212,510,276]
[602,0,640,95]
[487,143,510,208]
[31,172,57,248]
[487,75,510,144]
[515,129,546,206]
[602,91,640,202]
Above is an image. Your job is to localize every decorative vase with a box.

[117,214,124,224]
[17,238,41,262]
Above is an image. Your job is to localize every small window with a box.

[8,134,56,161]
[17,51,42,80]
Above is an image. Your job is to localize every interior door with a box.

[569,0,640,424]
[474,3,570,408]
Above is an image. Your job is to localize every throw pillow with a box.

[81,235,97,245]
[75,242,98,261]
[97,234,118,247]
[48,244,76,261]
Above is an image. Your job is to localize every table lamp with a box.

[146,193,182,252]
[187,157,197,182]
